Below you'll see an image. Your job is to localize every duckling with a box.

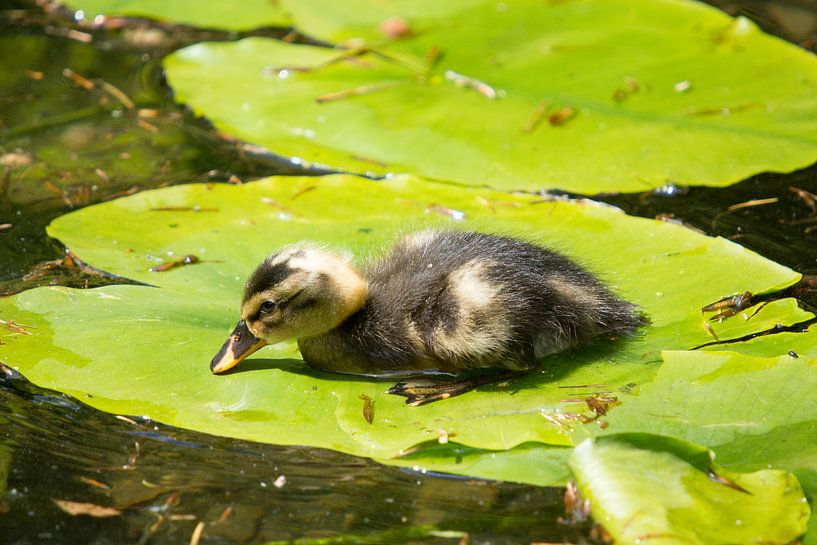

[211,230,643,405]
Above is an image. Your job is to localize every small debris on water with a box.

[52,499,121,518]
[684,102,765,116]
[350,154,387,167]
[789,186,817,215]
[379,17,413,39]
[521,100,552,133]
[79,476,111,490]
[359,393,374,424]
[674,80,692,93]
[0,151,33,168]
[100,80,135,109]
[548,106,577,126]
[707,467,750,494]
[137,119,159,132]
[189,521,205,545]
[585,395,619,417]
[315,81,402,103]
[426,204,465,221]
[444,69,499,99]
[612,76,640,102]
[217,506,234,523]
[62,68,94,90]
[0,319,33,335]
[424,46,442,76]
[560,481,590,525]
[727,197,779,212]
[149,255,200,273]
[291,185,317,200]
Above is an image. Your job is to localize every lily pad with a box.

[387,442,572,488]
[569,434,809,545]
[0,174,813,484]
[579,350,817,496]
[62,0,290,31]
[162,0,817,193]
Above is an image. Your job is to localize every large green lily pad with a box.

[569,434,809,545]
[0,174,813,484]
[160,0,817,193]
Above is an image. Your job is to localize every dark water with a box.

[0,366,574,545]
[0,1,816,544]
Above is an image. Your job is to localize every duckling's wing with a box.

[370,231,641,371]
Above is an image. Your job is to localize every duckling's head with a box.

[242,245,368,342]
[210,245,367,374]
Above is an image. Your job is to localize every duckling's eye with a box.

[259,300,276,314]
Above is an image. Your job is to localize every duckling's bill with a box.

[210,320,268,374]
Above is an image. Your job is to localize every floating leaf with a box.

[569,434,809,545]
[161,0,817,193]
[578,351,817,496]
[61,0,290,31]
[576,350,817,539]
[387,442,572,488]
[0,174,812,485]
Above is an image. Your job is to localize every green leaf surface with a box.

[0,174,813,484]
[581,350,817,494]
[162,0,817,193]
[569,434,809,545]
[807,514,817,545]
[62,0,290,31]
[383,442,572,488]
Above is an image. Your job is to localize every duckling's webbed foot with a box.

[388,380,455,406]
[388,371,528,406]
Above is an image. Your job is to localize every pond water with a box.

[1,1,816,543]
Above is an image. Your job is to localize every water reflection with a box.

[0,369,580,545]
[601,163,817,287]
[0,22,306,291]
